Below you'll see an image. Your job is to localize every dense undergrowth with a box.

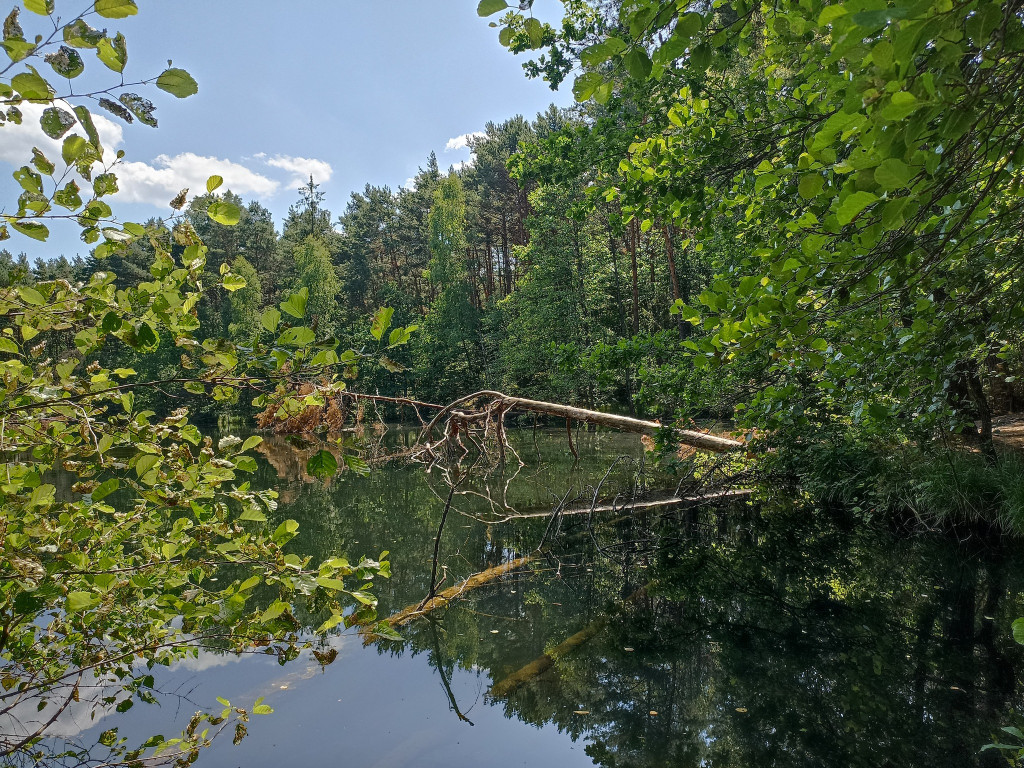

[759,437,1024,535]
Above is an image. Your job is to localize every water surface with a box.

[49,428,1024,767]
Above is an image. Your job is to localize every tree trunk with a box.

[421,391,744,454]
[629,221,640,335]
[663,223,681,303]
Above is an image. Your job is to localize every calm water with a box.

[39,428,1024,767]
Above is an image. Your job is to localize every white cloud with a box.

[445,131,485,152]
[0,106,336,210]
[263,154,333,186]
[115,152,281,206]
[0,101,124,169]
[401,177,416,190]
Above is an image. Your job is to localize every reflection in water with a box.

[36,429,1024,767]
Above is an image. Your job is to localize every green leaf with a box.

[344,455,370,476]
[477,0,508,16]
[135,322,158,350]
[260,307,281,332]
[573,71,604,102]
[817,5,848,26]
[277,326,315,347]
[94,0,138,19]
[317,612,345,633]
[316,575,346,591]
[91,478,119,501]
[16,286,44,306]
[63,19,103,48]
[44,45,84,78]
[623,48,653,79]
[280,287,308,319]
[96,33,127,73]
[73,106,102,152]
[66,591,98,612]
[93,172,118,197]
[307,450,338,479]
[272,519,299,545]
[156,67,198,98]
[1013,618,1024,645]
[524,16,544,47]
[61,134,87,164]
[134,453,159,478]
[207,200,241,226]
[676,12,703,39]
[260,601,289,623]
[580,42,615,68]
[206,174,223,192]
[119,93,157,127]
[10,220,48,241]
[798,174,825,200]
[370,306,394,341]
[241,435,263,452]
[13,165,42,194]
[881,197,910,230]
[874,158,914,191]
[12,69,51,100]
[238,508,267,522]
[966,3,1001,44]
[867,403,889,420]
[879,91,920,122]
[689,44,712,70]
[31,148,54,175]
[24,0,54,14]
[851,6,909,28]
[222,273,246,292]
[40,106,75,139]
[53,180,82,210]
[836,191,878,225]
[28,483,54,509]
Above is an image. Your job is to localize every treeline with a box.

[6,103,723,421]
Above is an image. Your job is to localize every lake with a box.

[37,427,1024,767]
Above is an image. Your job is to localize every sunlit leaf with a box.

[207,200,241,226]
[156,67,198,98]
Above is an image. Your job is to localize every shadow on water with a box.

[36,428,1024,767]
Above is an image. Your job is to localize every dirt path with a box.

[993,415,1024,450]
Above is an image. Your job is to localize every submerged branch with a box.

[370,556,537,634]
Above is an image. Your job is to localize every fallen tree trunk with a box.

[505,395,742,453]
[258,388,744,454]
[419,390,744,455]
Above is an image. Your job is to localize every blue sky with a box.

[1,1,574,259]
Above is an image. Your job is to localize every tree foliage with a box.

[0,4,401,764]
[481,0,1024,453]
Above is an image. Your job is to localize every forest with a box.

[1,107,710,418]
[2,0,1024,765]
